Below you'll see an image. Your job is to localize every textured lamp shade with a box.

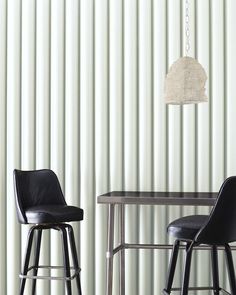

[164,56,208,105]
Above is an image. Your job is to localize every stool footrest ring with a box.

[19,265,81,281]
[163,287,230,294]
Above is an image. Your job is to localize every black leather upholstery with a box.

[196,176,236,244]
[14,169,83,224]
[163,177,236,295]
[25,205,83,224]
[167,215,209,240]
[14,169,83,295]
[166,176,236,245]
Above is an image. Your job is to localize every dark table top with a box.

[97,191,218,206]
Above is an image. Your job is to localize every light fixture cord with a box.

[185,0,190,56]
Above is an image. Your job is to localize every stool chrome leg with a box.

[163,240,180,294]
[211,245,220,295]
[106,204,115,295]
[31,229,42,295]
[20,227,35,295]
[68,225,82,295]
[61,227,72,295]
[225,244,236,294]
[181,242,194,295]
[119,204,125,295]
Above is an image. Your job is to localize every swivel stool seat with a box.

[14,169,83,295]
[163,176,236,295]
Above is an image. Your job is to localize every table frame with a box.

[98,191,219,295]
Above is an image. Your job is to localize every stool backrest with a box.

[196,176,236,244]
[14,169,66,224]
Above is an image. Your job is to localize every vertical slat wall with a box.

[6,1,21,295]
[0,0,7,293]
[0,0,235,294]
[139,0,153,294]
[211,0,226,290]
[50,1,65,294]
[153,0,168,292]
[182,0,197,287]
[167,0,183,287]
[196,0,211,291]
[124,0,139,294]
[21,1,36,294]
[110,0,124,293]
[80,0,95,294]
[36,0,51,293]
[65,1,80,294]
[226,1,236,290]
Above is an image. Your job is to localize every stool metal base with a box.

[164,240,235,295]
[19,223,82,295]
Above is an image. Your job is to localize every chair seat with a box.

[25,205,84,224]
[167,215,209,240]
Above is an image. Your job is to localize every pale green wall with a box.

[0,0,236,294]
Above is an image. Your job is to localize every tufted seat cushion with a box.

[25,205,84,224]
[167,215,209,240]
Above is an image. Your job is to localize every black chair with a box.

[14,169,83,295]
[163,176,236,295]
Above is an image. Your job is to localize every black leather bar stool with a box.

[163,176,236,295]
[14,169,83,295]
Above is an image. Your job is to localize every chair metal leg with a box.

[31,229,42,295]
[225,244,236,294]
[163,240,180,294]
[61,227,72,295]
[20,227,35,295]
[181,242,194,295]
[68,225,82,295]
[211,245,220,295]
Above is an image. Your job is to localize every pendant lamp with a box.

[164,0,208,105]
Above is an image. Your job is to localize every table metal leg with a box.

[119,204,125,295]
[106,204,115,295]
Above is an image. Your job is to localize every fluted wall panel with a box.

[80,0,95,294]
[124,1,139,294]
[195,0,211,291]
[0,0,235,294]
[153,0,168,292]
[36,1,51,294]
[0,0,7,293]
[7,0,21,294]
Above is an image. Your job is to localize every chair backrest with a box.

[195,176,236,245]
[13,169,66,224]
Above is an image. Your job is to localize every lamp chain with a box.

[185,0,190,56]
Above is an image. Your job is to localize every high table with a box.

[97,191,218,295]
